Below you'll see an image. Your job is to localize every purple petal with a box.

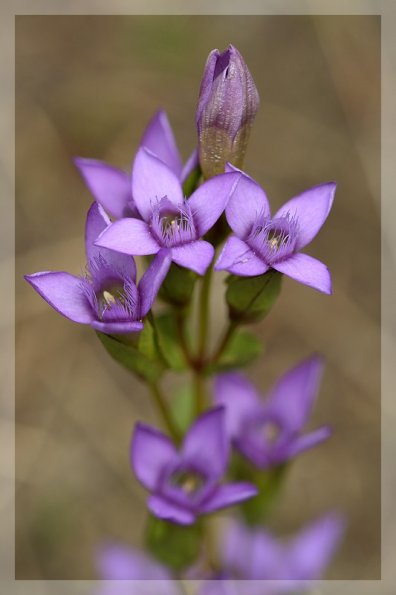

[95,218,160,256]
[287,513,344,579]
[97,543,171,580]
[171,241,214,275]
[181,148,199,182]
[188,171,241,236]
[182,408,229,478]
[91,320,144,334]
[131,423,178,491]
[148,494,195,525]
[225,164,271,238]
[25,272,94,324]
[285,426,332,459]
[85,202,137,281]
[132,147,184,221]
[196,49,219,127]
[214,236,269,276]
[138,249,172,317]
[214,372,261,438]
[201,482,258,514]
[74,157,137,219]
[140,109,183,178]
[273,253,332,294]
[274,182,336,250]
[267,356,324,432]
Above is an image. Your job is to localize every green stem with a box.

[176,308,193,366]
[148,382,180,443]
[211,320,238,363]
[197,265,213,362]
[193,368,205,416]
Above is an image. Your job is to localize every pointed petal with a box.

[140,109,183,177]
[181,148,199,182]
[171,241,214,275]
[95,218,160,256]
[132,147,184,221]
[131,423,178,491]
[188,171,241,236]
[273,253,332,294]
[148,495,195,525]
[91,320,144,334]
[182,408,229,478]
[25,272,93,324]
[96,544,171,580]
[285,426,332,459]
[74,157,137,219]
[225,164,270,238]
[85,202,137,281]
[274,182,336,250]
[214,372,261,438]
[267,355,325,432]
[214,236,269,276]
[138,249,172,317]
[201,482,258,514]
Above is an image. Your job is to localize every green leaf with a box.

[158,263,198,307]
[169,384,195,434]
[155,312,188,371]
[225,270,282,323]
[145,515,202,571]
[206,330,263,374]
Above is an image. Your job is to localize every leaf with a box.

[225,269,282,323]
[169,384,195,434]
[206,330,263,374]
[145,515,202,572]
[155,312,188,371]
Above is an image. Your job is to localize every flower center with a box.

[150,198,196,248]
[170,470,205,496]
[247,215,299,265]
[262,421,281,445]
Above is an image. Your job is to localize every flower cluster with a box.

[25,43,343,588]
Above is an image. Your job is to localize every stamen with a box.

[150,198,196,248]
[247,214,299,265]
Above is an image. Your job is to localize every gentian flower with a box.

[215,166,336,294]
[197,45,259,178]
[95,148,241,275]
[74,109,198,220]
[131,407,258,525]
[214,357,331,469]
[25,202,171,335]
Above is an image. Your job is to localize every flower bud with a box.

[196,44,260,178]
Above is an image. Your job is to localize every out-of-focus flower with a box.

[95,148,241,275]
[214,356,331,469]
[131,407,258,525]
[74,109,198,220]
[25,203,171,335]
[215,166,336,294]
[94,543,180,595]
[196,45,259,178]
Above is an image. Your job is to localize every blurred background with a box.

[15,15,380,579]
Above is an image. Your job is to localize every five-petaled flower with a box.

[131,407,258,525]
[215,165,336,294]
[214,356,331,469]
[74,109,198,220]
[94,147,241,275]
[25,202,171,335]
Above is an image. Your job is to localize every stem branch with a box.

[148,382,180,443]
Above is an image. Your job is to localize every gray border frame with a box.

[3,1,395,593]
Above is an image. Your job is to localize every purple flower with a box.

[214,357,331,469]
[25,202,171,335]
[131,408,258,525]
[74,109,198,220]
[197,45,259,178]
[94,148,241,275]
[215,166,336,294]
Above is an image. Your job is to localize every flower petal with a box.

[132,147,184,221]
[225,164,271,238]
[214,372,261,438]
[214,236,269,276]
[201,482,258,514]
[85,202,137,281]
[25,272,94,324]
[273,253,332,294]
[182,408,229,478]
[188,171,241,236]
[171,241,214,275]
[74,158,137,219]
[138,249,172,317]
[140,109,183,178]
[96,543,171,580]
[91,320,144,334]
[267,355,325,432]
[285,426,332,460]
[131,423,178,491]
[95,219,160,256]
[148,495,195,526]
[181,148,199,183]
[274,182,336,250]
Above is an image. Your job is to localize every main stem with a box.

[148,382,180,443]
[194,264,213,414]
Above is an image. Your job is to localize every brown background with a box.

[15,15,380,579]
